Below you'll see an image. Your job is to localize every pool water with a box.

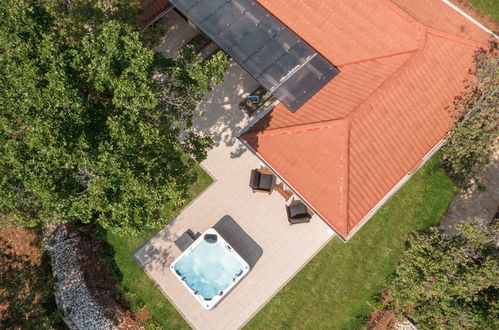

[174,239,245,299]
[170,228,250,309]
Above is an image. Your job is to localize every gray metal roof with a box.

[169,0,339,112]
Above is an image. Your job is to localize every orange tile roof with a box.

[242,0,492,239]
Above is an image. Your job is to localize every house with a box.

[164,0,493,240]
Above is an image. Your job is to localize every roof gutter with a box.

[441,0,498,39]
[345,136,446,241]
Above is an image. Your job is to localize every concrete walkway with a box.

[134,13,335,329]
[154,9,199,59]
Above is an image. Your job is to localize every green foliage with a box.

[105,166,212,329]
[441,46,499,189]
[386,221,499,329]
[41,0,142,46]
[0,238,64,329]
[0,0,228,234]
[120,288,146,314]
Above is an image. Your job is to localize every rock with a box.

[45,223,117,330]
[395,318,418,330]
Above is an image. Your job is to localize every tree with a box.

[385,221,499,329]
[0,0,228,234]
[441,44,498,189]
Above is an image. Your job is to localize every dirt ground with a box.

[0,219,144,329]
[369,309,397,330]
[0,223,65,329]
[0,227,42,319]
[367,292,399,330]
[0,226,43,264]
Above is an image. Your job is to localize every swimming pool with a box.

[170,228,250,309]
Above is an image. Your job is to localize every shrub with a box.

[385,221,499,329]
[441,44,499,189]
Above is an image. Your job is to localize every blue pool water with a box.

[174,238,245,300]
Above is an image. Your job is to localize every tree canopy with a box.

[385,221,499,329]
[0,0,228,234]
[441,45,498,189]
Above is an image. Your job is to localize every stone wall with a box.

[44,224,116,330]
[395,319,418,330]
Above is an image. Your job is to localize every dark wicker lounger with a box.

[174,229,201,251]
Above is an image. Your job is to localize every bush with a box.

[118,286,146,313]
[385,221,499,329]
[441,44,499,189]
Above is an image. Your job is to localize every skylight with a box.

[169,0,339,112]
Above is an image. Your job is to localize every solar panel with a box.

[170,0,339,112]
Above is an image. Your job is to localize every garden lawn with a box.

[467,0,499,21]
[245,154,456,330]
[106,165,213,329]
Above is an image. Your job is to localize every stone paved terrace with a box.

[135,11,335,330]
[154,9,199,59]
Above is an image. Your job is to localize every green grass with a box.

[244,154,456,330]
[468,0,499,21]
[106,165,213,329]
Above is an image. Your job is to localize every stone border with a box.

[44,224,116,330]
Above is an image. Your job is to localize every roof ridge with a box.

[344,45,421,122]
[343,30,428,234]
[334,0,426,68]
[336,48,419,68]
[346,25,486,125]
[343,120,351,235]
[426,27,490,48]
[242,118,347,138]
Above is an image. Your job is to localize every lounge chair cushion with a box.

[249,170,261,189]
[186,229,196,239]
[289,214,311,224]
[289,203,307,218]
[259,173,273,190]
[174,232,195,251]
